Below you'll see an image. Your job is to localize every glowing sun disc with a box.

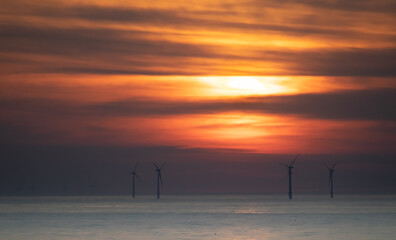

[226,77,265,91]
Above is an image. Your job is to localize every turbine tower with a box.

[154,162,164,199]
[130,163,141,198]
[325,162,337,198]
[282,154,299,199]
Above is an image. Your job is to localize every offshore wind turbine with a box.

[325,162,337,198]
[153,162,164,199]
[282,154,299,199]
[130,163,141,198]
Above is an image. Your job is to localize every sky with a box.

[0,0,395,195]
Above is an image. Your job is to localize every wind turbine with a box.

[154,162,165,199]
[282,154,299,199]
[325,162,337,198]
[130,163,141,198]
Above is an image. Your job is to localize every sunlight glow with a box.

[227,77,266,91]
[199,76,290,96]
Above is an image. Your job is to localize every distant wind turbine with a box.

[325,162,337,198]
[282,154,299,199]
[130,163,141,198]
[154,162,165,199]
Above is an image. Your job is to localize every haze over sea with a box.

[1,194,395,240]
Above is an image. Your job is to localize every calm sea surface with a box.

[0,195,395,240]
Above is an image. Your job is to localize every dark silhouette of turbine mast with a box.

[325,162,337,198]
[282,154,299,199]
[130,163,141,198]
[154,162,164,199]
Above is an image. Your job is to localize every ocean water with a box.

[0,195,395,240]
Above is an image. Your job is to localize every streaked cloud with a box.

[1,88,395,120]
[1,0,395,76]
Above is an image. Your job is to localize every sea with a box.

[0,194,395,240]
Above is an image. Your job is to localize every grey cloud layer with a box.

[1,1,395,76]
[27,5,392,39]
[264,0,396,13]
[1,25,395,76]
[0,26,213,57]
[1,89,395,121]
[87,89,396,120]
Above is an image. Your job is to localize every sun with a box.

[226,77,266,91]
[198,76,289,96]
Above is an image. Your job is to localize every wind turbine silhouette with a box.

[154,162,165,199]
[130,163,141,198]
[325,162,337,198]
[282,154,299,199]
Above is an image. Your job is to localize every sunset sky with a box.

[1,0,395,195]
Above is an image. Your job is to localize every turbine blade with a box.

[160,162,166,170]
[280,163,288,168]
[153,162,159,170]
[133,162,138,172]
[324,163,330,170]
[290,154,299,166]
[331,161,338,169]
[135,173,142,182]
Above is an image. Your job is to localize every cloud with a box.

[1,1,395,76]
[83,88,396,121]
[255,48,396,76]
[264,0,396,13]
[6,2,395,36]
[1,88,395,153]
[2,88,394,121]
[0,25,215,58]
[1,24,395,76]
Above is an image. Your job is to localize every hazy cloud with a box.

[1,1,395,76]
[1,88,395,121]
[1,24,395,76]
[262,0,396,13]
[0,25,215,58]
[84,89,396,120]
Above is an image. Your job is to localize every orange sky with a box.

[0,0,395,154]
